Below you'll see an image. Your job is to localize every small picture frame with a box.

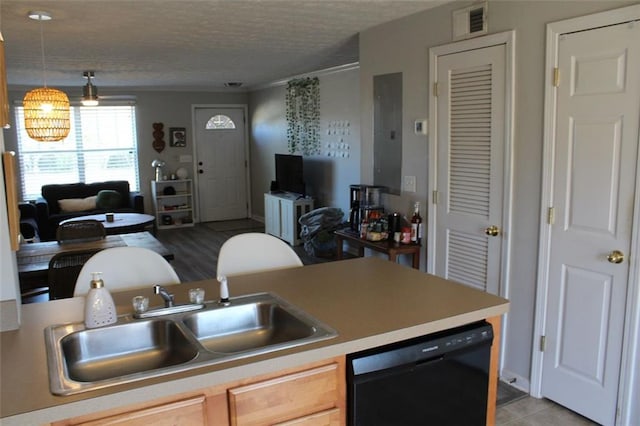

[169,127,187,147]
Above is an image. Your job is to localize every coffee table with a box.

[60,213,156,235]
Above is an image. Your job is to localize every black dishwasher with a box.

[347,321,493,426]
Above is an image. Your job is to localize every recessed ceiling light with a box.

[224,82,243,88]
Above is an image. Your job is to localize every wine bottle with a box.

[410,202,423,244]
[359,214,369,239]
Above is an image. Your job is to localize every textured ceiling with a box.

[2,0,446,92]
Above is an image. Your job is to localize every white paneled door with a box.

[541,22,640,425]
[194,107,248,222]
[432,42,507,296]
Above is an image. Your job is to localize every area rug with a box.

[204,219,264,232]
[497,381,527,406]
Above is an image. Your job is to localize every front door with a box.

[429,37,511,297]
[194,107,248,222]
[540,22,640,425]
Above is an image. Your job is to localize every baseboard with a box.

[251,214,264,223]
[500,369,531,393]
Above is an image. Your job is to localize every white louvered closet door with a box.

[434,44,506,295]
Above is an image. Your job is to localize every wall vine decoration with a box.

[285,77,320,155]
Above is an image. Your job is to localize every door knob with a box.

[485,225,500,237]
[607,250,625,264]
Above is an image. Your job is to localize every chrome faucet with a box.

[153,285,174,307]
[133,285,203,319]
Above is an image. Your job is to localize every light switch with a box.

[404,176,417,192]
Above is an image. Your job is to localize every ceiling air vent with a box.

[452,2,488,41]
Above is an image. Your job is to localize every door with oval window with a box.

[194,107,248,222]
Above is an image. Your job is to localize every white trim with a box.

[427,30,515,375]
[12,98,137,107]
[500,369,531,394]
[190,104,251,222]
[532,5,640,425]
[251,62,360,90]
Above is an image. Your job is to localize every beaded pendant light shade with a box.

[22,11,70,142]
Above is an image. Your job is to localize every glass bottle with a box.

[359,214,369,239]
[410,202,423,244]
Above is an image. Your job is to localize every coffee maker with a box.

[349,184,384,231]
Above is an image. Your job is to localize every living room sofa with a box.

[35,181,144,241]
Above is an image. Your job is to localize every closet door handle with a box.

[485,225,499,237]
[607,250,624,264]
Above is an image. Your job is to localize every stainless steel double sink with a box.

[44,292,337,395]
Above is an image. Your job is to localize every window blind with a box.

[15,105,140,200]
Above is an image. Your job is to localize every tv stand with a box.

[264,192,314,246]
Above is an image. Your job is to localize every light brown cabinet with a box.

[51,357,345,426]
[229,362,344,425]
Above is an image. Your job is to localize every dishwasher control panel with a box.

[349,321,493,375]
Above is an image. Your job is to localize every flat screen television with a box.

[275,154,305,195]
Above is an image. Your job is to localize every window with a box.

[15,105,140,199]
[205,114,236,129]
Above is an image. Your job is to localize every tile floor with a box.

[497,396,598,425]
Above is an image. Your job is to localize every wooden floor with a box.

[155,219,329,282]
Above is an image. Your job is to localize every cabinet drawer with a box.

[275,408,342,426]
[53,395,208,426]
[229,363,341,426]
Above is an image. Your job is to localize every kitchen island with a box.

[0,257,509,425]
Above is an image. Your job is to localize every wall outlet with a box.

[404,176,417,192]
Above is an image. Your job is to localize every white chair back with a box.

[74,246,180,296]
[217,233,303,277]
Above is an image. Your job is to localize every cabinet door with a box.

[228,363,342,426]
[279,198,295,244]
[264,194,281,237]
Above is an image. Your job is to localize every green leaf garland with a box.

[285,77,320,156]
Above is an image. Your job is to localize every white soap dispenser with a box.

[84,272,117,328]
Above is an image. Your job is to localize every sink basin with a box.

[45,292,336,395]
[60,319,199,382]
[183,298,320,354]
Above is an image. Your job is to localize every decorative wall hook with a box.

[152,122,165,153]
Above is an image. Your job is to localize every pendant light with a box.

[81,71,99,106]
[22,11,70,142]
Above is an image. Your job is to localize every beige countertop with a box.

[0,257,509,424]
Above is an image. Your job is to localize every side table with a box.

[334,228,421,269]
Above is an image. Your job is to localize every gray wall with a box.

[359,0,635,386]
[248,68,361,219]
[5,89,248,213]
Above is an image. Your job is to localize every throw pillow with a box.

[58,196,97,213]
[95,190,123,210]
